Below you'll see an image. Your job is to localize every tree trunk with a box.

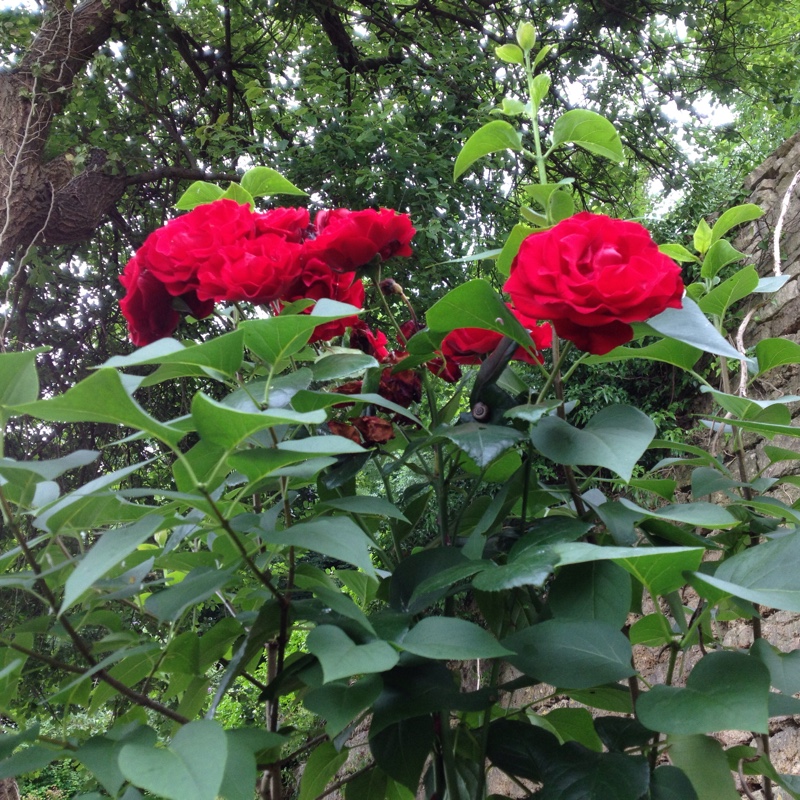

[0,0,143,265]
[0,778,20,800]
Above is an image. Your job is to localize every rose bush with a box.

[504,212,684,355]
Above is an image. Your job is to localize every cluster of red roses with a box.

[120,200,415,346]
[119,202,684,445]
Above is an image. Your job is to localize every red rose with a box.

[140,199,257,296]
[378,368,422,408]
[307,208,415,273]
[120,254,214,346]
[351,415,395,445]
[197,234,303,304]
[350,322,390,362]
[441,306,552,365]
[280,258,365,342]
[504,212,684,355]
[254,207,310,242]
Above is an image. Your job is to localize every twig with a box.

[773,169,800,277]
[735,308,756,397]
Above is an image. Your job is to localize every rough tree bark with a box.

[0,0,144,265]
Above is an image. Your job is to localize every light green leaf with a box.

[191,392,325,449]
[699,238,747,280]
[755,338,800,376]
[102,330,244,380]
[453,120,523,180]
[61,516,164,613]
[584,337,702,372]
[495,44,524,64]
[398,617,511,660]
[310,353,378,381]
[693,219,712,255]
[659,243,699,263]
[220,182,255,208]
[530,404,655,482]
[637,652,769,734]
[240,166,307,197]
[0,349,42,426]
[497,224,536,277]
[119,720,228,800]
[551,109,624,162]
[698,265,758,318]
[12,369,183,446]
[710,203,763,244]
[306,626,398,681]
[175,181,225,211]
[530,73,551,107]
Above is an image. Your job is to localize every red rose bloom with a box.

[197,234,303,304]
[140,199,257,296]
[441,306,553,365]
[504,212,684,355]
[307,208,415,273]
[350,322,390,362]
[280,258,365,342]
[120,254,214,346]
[254,207,310,242]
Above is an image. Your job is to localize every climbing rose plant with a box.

[3,19,800,800]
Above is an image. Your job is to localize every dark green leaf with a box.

[306,625,399,681]
[398,617,511,660]
[636,651,769,734]
[305,675,382,736]
[298,741,348,800]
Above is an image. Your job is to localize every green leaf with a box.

[496,223,536,277]
[220,182,255,208]
[637,651,769,734]
[750,639,800,695]
[584,337,702,371]
[440,422,525,468]
[191,392,325,449]
[305,675,383,736]
[530,73,551,107]
[426,279,534,348]
[755,338,800,376]
[540,747,649,800]
[317,495,409,522]
[145,566,236,622]
[12,369,183,446]
[495,44,524,64]
[630,614,674,647]
[551,109,624,162]
[698,265,758,317]
[548,188,575,223]
[310,353,378,381]
[61,516,164,613]
[118,720,228,800]
[691,535,800,612]
[543,707,603,751]
[659,243,699,263]
[298,741,348,800]
[0,349,41,427]
[667,735,741,800]
[240,166,307,197]
[259,517,378,578]
[693,219,713,255]
[370,717,433,792]
[530,405,655,482]
[650,765,699,800]
[699,238,747,280]
[710,203,763,244]
[503,619,634,689]
[174,181,225,210]
[548,561,631,628]
[646,297,753,366]
[398,617,511,660]
[306,625,399,682]
[453,120,523,180]
[102,330,244,381]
